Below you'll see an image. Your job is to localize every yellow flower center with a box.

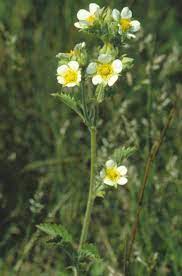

[87,15,95,24]
[97,64,113,79]
[63,69,78,85]
[106,167,120,181]
[120,18,131,32]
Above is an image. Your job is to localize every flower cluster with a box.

[56,3,141,90]
[55,3,140,189]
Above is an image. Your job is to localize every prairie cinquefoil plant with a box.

[38,2,141,273]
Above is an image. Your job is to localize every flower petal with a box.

[77,71,82,82]
[117,177,128,185]
[57,65,68,74]
[127,33,136,39]
[92,75,102,85]
[98,54,113,64]
[74,22,82,28]
[57,76,65,84]
[112,9,120,21]
[77,9,90,20]
[105,160,116,168]
[74,22,88,29]
[89,3,100,14]
[104,178,115,186]
[112,59,122,73]
[117,166,127,176]
[100,169,105,178]
[108,75,118,87]
[80,42,86,48]
[74,42,86,50]
[66,82,78,87]
[131,20,140,32]
[121,7,132,19]
[68,61,79,70]
[86,62,97,74]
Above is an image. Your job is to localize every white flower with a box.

[76,42,86,48]
[86,54,122,87]
[57,61,81,87]
[74,3,100,29]
[100,160,128,187]
[112,7,140,38]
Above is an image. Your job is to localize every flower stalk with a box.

[79,126,96,250]
[55,1,141,258]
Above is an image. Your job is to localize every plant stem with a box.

[81,83,89,125]
[126,106,176,265]
[79,126,96,250]
[147,81,152,151]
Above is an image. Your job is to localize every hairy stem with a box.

[79,126,96,250]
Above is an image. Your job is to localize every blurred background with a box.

[0,0,181,275]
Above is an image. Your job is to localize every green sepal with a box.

[96,84,105,103]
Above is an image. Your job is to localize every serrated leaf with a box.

[37,223,73,243]
[52,93,85,123]
[112,146,136,163]
[78,244,100,261]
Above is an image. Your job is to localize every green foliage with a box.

[52,92,85,123]
[78,243,100,262]
[78,244,101,272]
[37,224,102,273]
[37,223,73,243]
[112,146,136,163]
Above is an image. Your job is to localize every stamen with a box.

[97,64,113,79]
[120,18,131,32]
[87,15,95,24]
[64,69,78,84]
[106,168,120,181]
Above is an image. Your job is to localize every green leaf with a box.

[52,93,85,123]
[78,244,100,262]
[37,223,73,243]
[112,146,136,163]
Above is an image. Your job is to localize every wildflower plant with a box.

[38,2,141,273]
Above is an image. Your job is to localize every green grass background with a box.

[0,0,181,275]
